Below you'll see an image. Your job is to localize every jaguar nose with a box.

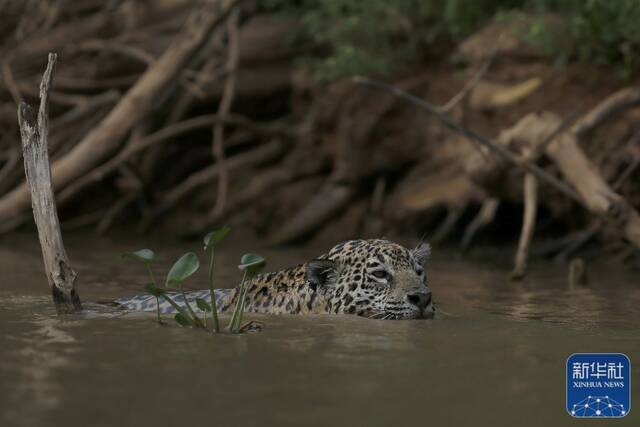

[407,292,432,310]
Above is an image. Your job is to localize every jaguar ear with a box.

[412,242,431,265]
[305,259,339,291]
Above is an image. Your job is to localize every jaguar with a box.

[115,239,434,320]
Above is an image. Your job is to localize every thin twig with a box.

[439,53,494,113]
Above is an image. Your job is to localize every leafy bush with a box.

[562,0,640,75]
[269,0,527,80]
[267,0,640,79]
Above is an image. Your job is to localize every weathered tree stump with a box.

[18,53,81,314]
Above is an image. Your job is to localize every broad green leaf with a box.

[122,249,155,263]
[238,253,265,276]
[144,283,164,297]
[204,226,230,251]
[174,313,191,327]
[196,297,211,312]
[165,252,200,286]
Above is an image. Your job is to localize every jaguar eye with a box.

[372,270,389,280]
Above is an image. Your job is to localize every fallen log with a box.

[18,53,81,313]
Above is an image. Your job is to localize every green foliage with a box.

[238,253,266,275]
[123,227,265,334]
[165,252,200,287]
[270,0,526,80]
[124,249,161,323]
[174,313,192,327]
[564,0,640,76]
[165,252,204,328]
[229,253,266,333]
[508,0,640,76]
[204,225,230,251]
[268,0,640,79]
[204,226,231,333]
[122,249,155,263]
[144,283,163,297]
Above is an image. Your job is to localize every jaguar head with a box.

[306,239,434,319]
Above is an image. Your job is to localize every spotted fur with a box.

[115,239,434,320]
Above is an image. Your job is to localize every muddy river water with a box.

[1,232,638,426]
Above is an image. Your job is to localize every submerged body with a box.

[115,239,434,320]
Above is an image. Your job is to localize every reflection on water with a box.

[0,232,638,426]
[0,296,77,426]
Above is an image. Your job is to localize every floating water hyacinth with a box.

[123,227,265,334]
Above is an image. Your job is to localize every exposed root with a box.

[511,173,537,280]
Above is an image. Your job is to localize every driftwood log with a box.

[18,53,81,313]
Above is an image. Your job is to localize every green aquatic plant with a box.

[165,252,204,328]
[123,230,265,334]
[122,249,204,328]
[228,253,266,333]
[122,249,162,324]
[203,226,231,333]
[195,297,212,329]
